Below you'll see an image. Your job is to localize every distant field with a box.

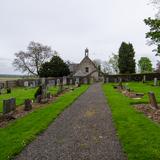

[0,77,22,82]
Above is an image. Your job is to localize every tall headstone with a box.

[154,78,158,86]
[63,77,67,85]
[70,79,73,85]
[57,79,60,86]
[148,92,158,109]
[143,75,146,83]
[106,77,109,83]
[24,81,29,87]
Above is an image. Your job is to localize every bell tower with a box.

[85,48,89,57]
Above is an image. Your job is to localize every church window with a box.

[85,67,89,73]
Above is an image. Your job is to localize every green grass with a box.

[103,83,160,160]
[123,82,160,104]
[0,86,59,113]
[0,85,89,160]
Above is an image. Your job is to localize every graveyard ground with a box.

[0,85,89,160]
[0,86,58,112]
[103,82,160,160]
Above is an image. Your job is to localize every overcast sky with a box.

[0,0,157,74]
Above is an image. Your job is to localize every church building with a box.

[69,48,99,82]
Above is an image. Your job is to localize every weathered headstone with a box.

[36,95,42,103]
[70,79,73,85]
[154,78,158,86]
[106,77,109,83]
[24,99,32,111]
[24,81,29,87]
[76,78,80,83]
[148,92,158,109]
[3,98,16,114]
[142,75,146,83]
[32,81,36,87]
[63,77,67,85]
[57,79,60,86]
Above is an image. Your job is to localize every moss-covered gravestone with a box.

[3,98,16,114]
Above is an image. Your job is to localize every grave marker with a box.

[24,81,29,87]
[154,78,158,86]
[3,98,16,114]
[148,92,158,109]
[24,99,32,111]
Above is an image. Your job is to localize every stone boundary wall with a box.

[0,76,91,88]
[104,73,160,83]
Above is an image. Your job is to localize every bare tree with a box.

[13,41,53,76]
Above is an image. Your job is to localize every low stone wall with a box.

[104,73,160,83]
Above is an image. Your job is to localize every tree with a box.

[13,41,53,76]
[102,61,112,74]
[118,42,136,74]
[108,53,119,74]
[93,59,102,73]
[138,57,153,73]
[156,60,160,72]
[39,53,70,77]
[144,18,160,55]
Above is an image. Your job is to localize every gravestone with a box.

[70,79,73,85]
[106,77,109,83]
[148,92,158,109]
[142,75,146,83]
[3,98,16,114]
[24,81,29,87]
[32,81,36,87]
[63,77,67,85]
[75,78,80,85]
[154,78,158,86]
[24,99,32,111]
[36,95,42,103]
[57,79,60,86]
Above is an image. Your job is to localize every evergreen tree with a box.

[39,54,70,77]
[118,42,136,74]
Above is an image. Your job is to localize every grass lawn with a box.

[103,83,160,160]
[0,85,89,160]
[0,86,59,113]
[124,82,160,104]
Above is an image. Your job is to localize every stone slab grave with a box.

[24,99,32,111]
[148,92,159,109]
[3,98,16,114]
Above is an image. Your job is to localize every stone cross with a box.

[148,92,158,109]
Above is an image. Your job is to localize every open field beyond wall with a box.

[103,82,160,160]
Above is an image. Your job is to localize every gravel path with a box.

[15,83,126,160]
